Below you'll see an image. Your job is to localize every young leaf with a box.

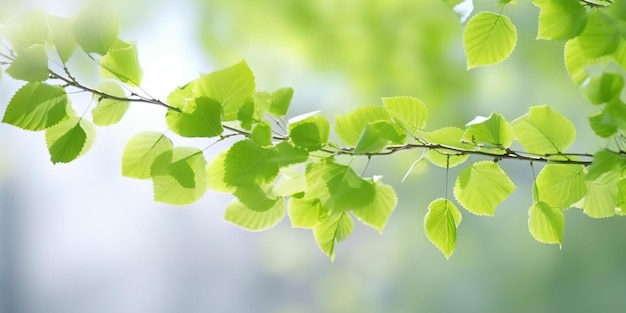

[454,160,516,216]
[582,72,624,105]
[288,112,330,151]
[462,112,514,148]
[224,140,278,186]
[579,171,620,218]
[73,4,119,55]
[289,197,324,229]
[151,147,208,205]
[274,167,306,197]
[48,15,77,63]
[576,10,621,58]
[91,81,129,126]
[251,122,272,146]
[2,82,69,131]
[564,38,612,87]
[353,120,406,154]
[100,40,143,86]
[351,179,398,233]
[225,198,285,231]
[268,142,309,168]
[463,12,517,69]
[511,105,576,154]
[424,198,462,259]
[314,212,354,261]
[195,61,255,121]
[166,97,223,138]
[589,111,617,138]
[382,96,428,134]
[121,132,173,179]
[6,44,49,82]
[233,184,278,212]
[45,117,95,164]
[335,105,391,146]
[528,201,564,245]
[617,179,626,212]
[534,164,587,209]
[269,87,293,117]
[422,127,474,168]
[5,10,50,51]
[586,149,626,181]
[206,151,236,193]
[534,0,587,40]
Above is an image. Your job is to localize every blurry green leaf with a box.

[422,127,473,168]
[353,120,406,154]
[122,132,173,179]
[233,184,277,212]
[166,81,195,110]
[6,44,49,82]
[45,117,95,164]
[101,40,143,86]
[48,15,77,63]
[288,112,330,151]
[195,61,255,121]
[206,151,236,193]
[424,198,462,259]
[589,111,617,137]
[251,122,272,146]
[225,198,285,231]
[535,164,587,209]
[74,4,119,55]
[166,97,223,138]
[577,10,621,58]
[528,201,564,245]
[151,147,208,205]
[382,96,428,134]
[564,38,613,86]
[583,72,624,105]
[352,179,397,233]
[269,87,293,116]
[335,105,391,146]
[462,112,514,148]
[237,99,255,130]
[289,197,323,228]
[454,160,516,216]
[252,91,272,120]
[91,81,129,126]
[2,82,69,131]
[314,212,354,261]
[604,99,626,130]
[613,40,626,69]
[463,12,517,69]
[511,105,576,154]
[6,10,50,51]
[617,179,626,212]
[578,171,619,218]
[534,0,587,40]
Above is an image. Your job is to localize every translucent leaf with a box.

[577,11,621,58]
[48,15,77,63]
[578,171,619,218]
[166,97,223,138]
[617,179,626,212]
[223,140,277,186]
[463,12,517,69]
[2,82,69,131]
[101,40,143,86]
[274,167,306,197]
[151,147,208,205]
[73,4,119,55]
[351,180,397,233]
[424,198,462,259]
[251,122,272,146]
[233,184,278,212]
[288,112,330,151]
[422,127,474,168]
[166,81,195,110]
[582,72,624,105]
[237,99,255,130]
[91,81,129,126]
[269,87,293,117]
[252,92,272,120]
[534,164,587,209]
[454,160,516,216]
[335,105,391,146]
[534,0,587,40]
[528,201,564,245]
[586,149,626,181]
[462,112,515,148]
[353,120,406,154]
[382,96,428,134]
[288,197,324,229]
[603,99,626,130]
[511,105,576,154]
[613,40,626,70]
[225,198,285,232]
[45,117,95,164]
[5,10,50,51]
[195,61,255,121]
[314,212,354,261]
[269,142,309,168]
[6,44,49,82]
[121,132,173,179]
[564,38,613,86]
[589,111,617,137]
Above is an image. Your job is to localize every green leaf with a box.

[166,81,196,110]
[6,10,50,51]
[534,0,587,40]
[353,120,406,154]
[589,111,617,137]
[534,164,587,209]
[617,179,626,213]
[577,10,621,58]
[206,151,236,193]
[100,40,143,86]
[274,167,306,197]
[73,4,119,55]
[462,112,515,148]
[288,197,324,229]
[422,127,473,168]
[269,87,293,117]
[269,142,309,168]
[586,149,626,181]
[166,97,223,138]
[528,201,564,245]
[225,198,285,231]
[314,212,354,261]
[580,172,620,218]
[48,15,77,63]
[195,61,255,121]
[424,198,462,259]
[382,97,428,134]
[351,179,397,233]
[463,12,517,69]
[564,38,613,86]
[151,147,208,205]
[251,122,272,146]
[233,184,278,212]
[91,81,129,126]
[45,117,95,164]
[335,105,391,146]
[121,132,173,179]
[2,82,69,131]
[582,72,624,105]
[6,44,49,82]
[224,140,278,186]
[511,105,576,154]
[603,98,626,130]
[252,92,272,120]
[454,160,516,216]
[613,40,626,70]
[288,112,330,151]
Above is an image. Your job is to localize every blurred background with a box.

[1,0,626,312]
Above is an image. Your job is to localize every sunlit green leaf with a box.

[45,117,95,164]
[2,82,69,131]
[589,111,617,137]
[225,198,285,231]
[617,179,626,212]
[586,149,626,181]
[335,105,391,146]
[564,38,613,86]
[462,112,514,148]
[314,212,354,261]
[48,15,77,63]
[224,140,276,186]
[351,179,397,233]
[269,87,293,117]
[122,132,173,179]
[424,198,462,259]
[583,72,624,105]
[195,61,255,121]
[274,167,306,197]
[511,105,576,154]
[101,40,143,86]
[288,112,330,151]
[251,122,273,146]
[6,44,49,82]
[166,97,223,138]
[6,10,50,51]
[528,201,564,245]
[269,142,309,168]
[577,10,621,58]
[463,12,517,69]
[422,127,473,168]
[91,81,129,126]
[166,81,196,110]
[535,164,587,209]
[73,4,119,55]
[233,184,278,212]
[613,40,626,70]
[289,197,324,229]
[353,120,406,154]
[454,160,516,216]
[603,99,626,130]
[382,96,428,134]
[578,171,619,218]
[151,147,208,205]
[534,0,587,40]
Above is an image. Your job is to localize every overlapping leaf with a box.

[101,40,143,86]
[6,10,50,51]
[45,116,95,164]
[424,198,462,259]
[225,198,286,231]
[576,10,621,58]
[48,14,77,63]
[511,105,576,154]
[534,164,587,209]
[73,4,119,55]
[335,105,392,146]
[122,132,173,179]
[6,44,49,82]
[288,112,330,151]
[528,201,564,245]
[268,87,293,117]
[422,127,474,168]
[463,112,514,148]
[288,197,324,229]
[454,160,516,216]
[166,97,223,138]
[463,12,517,69]
[91,81,129,126]
[382,97,428,134]
[351,179,397,233]
[578,171,620,218]
[150,147,208,205]
[583,72,624,105]
[314,212,354,261]
[534,0,587,41]
[2,82,69,131]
